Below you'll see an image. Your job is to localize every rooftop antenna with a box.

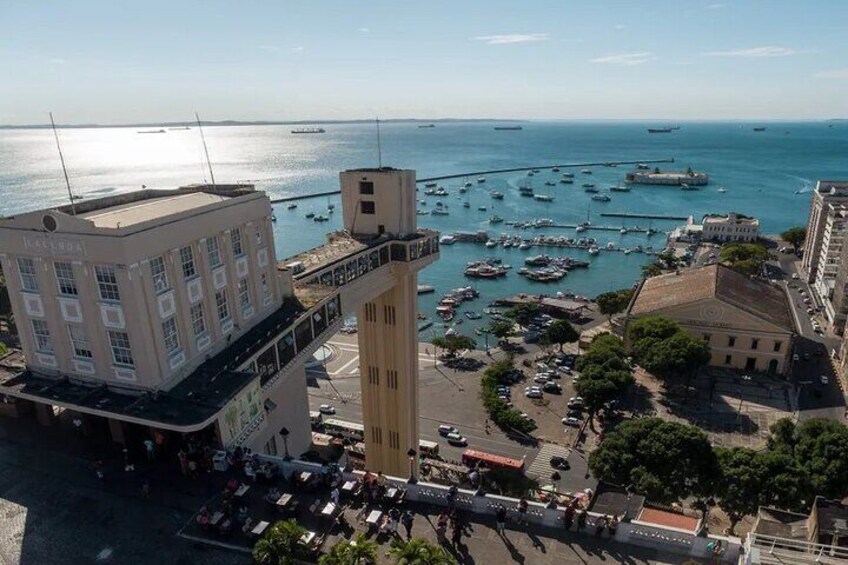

[376,116,382,168]
[195,112,216,187]
[49,112,76,215]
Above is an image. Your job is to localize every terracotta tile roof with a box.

[637,507,701,532]
[630,264,795,332]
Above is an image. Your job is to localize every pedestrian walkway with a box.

[525,442,571,480]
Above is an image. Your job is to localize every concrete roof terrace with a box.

[78,191,231,228]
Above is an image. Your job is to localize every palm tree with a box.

[387,538,457,565]
[253,519,309,565]
[319,534,378,565]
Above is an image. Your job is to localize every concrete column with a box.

[357,269,420,478]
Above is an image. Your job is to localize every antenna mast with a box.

[49,112,76,215]
[195,112,216,187]
[376,116,382,168]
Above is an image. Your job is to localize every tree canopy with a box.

[780,226,806,251]
[431,334,476,357]
[542,319,579,351]
[596,288,634,320]
[589,417,719,503]
[387,537,457,565]
[319,534,378,565]
[573,333,633,414]
[488,320,515,342]
[719,242,770,275]
[253,519,310,565]
[505,303,541,327]
[480,360,536,434]
[628,317,710,379]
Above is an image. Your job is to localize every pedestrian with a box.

[141,477,150,499]
[331,486,340,506]
[177,450,189,477]
[143,438,155,461]
[123,448,135,472]
[576,509,588,532]
[495,504,507,535]
[484,419,491,434]
[94,460,106,484]
[607,515,619,537]
[563,506,575,530]
[72,416,84,436]
[447,484,458,508]
[436,512,449,543]
[389,507,400,535]
[594,515,607,536]
[517,497,528,525]
[401,510,414,539]
[451,518,462,545]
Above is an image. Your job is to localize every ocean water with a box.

[2,121,847,337]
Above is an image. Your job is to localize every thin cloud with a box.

[614,24,626,30]
[704,46,802,57]
[706,3,725,8]
[590,52,653,65]
[472,33,550,45]
[814,68,848,79]
[290,46,305,53]
[258,45,282,53]
[50,58,66,65]
[358,27,370,33]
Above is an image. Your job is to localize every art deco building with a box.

[802,181,848,283]
[0,171,439,476]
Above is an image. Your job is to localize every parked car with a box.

[543,382,562,394]
[567,397,584,409]
[533,374,550,384]
[438,424,458,437]
[820,375,829,385]
[562,416,581,427]
[567,409,583,418]
[525,386,543,399]
[319,404,336,415]
[446,432,467,446]
[793,354,800,362]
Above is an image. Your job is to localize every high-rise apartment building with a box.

[801,181,848,283]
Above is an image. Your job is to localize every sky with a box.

[1,0,847,124]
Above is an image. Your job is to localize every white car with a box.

[562,416,581,427]
[438,424,458,437]
[792,273,800,280]
[524,386,543,399]
[533,374,550,384]
[820,375,829,385]
[319,404,336,415]
[446,432,468,446]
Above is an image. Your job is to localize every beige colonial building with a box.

[626,264,797,375]
[701,212,759,243]
[0,171,439,477]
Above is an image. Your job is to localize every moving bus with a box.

[322,418,365,442]
[461,449,524,472]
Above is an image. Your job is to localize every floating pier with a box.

[600,212,690,221]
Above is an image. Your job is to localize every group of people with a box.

[436,509,468,546]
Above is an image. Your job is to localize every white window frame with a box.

[238,278,251,309]
[32,319,53,354]
[179,246,196,280]
[18,258,39,292]
[150,256,169,294]
[190,303,206,336]
[215,289,230,322]
[207,236,222,268]
[161,317,180,355]
[68,325,92,359]
[54,261,78,296]
[231,228,244,256]
[108,330,134,367]
[260,272,270,299]
[255,226,264,246]
[95,265,121,301]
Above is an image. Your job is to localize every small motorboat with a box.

[490,191,504,199]
[287,203,298,209]
[306,212,315,219]
[477,177,486,183]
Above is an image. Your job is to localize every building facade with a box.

[801,181,848,283]
[0,175,440,473]
[626,264,796,375]
[701,212,759,243]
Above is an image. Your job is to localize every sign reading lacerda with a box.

[22,236,87,256]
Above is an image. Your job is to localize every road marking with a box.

[525,442,572,480]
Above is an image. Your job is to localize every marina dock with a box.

[600,212,690,221]
[269,157,675,203]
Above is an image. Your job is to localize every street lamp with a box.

[406,448,418,484]
[280,427,291,460]
[623,483,636,522]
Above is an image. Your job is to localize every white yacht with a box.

[439,234,457,245]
